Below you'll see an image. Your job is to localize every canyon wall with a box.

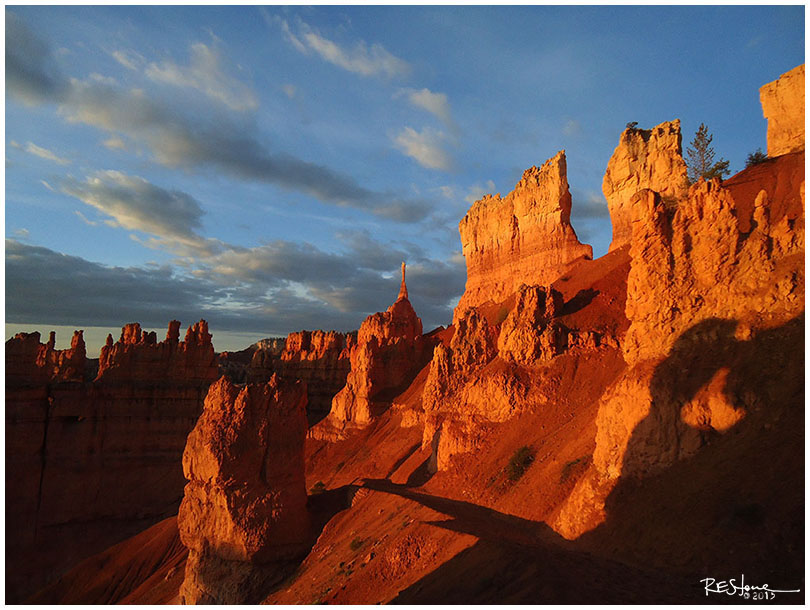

[455,151,592,319]
[760,63,805,157]
[178,376,310,604]
[5,320,218,602]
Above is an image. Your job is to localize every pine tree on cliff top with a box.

[686,123,731,183]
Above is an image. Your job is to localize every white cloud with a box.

[111,49,143,71]
[102,136,126,150]
[393,126,452,171]
[145,42,258,112]
[73,210,99,226]
[282,83,297,99]
[13,228,30,240]
[277,17,410,79]
[398,88,459,135]
[23,141,71,165]
[464,180,496,204]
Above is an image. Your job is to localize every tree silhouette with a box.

[685,123,730,183]
[745,148,768,168]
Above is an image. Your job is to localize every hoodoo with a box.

[602,120,690,251]
[455,151,592,319]
[312,262,428,439]
[178,375,310,604]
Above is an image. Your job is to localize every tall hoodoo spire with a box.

[398,261,409,300]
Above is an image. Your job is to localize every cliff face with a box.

[602,120,690,251]
[761,64,805,157]
[554,156,804,538]
[273,330,353,424]
[5,320,219,602]
[178,376,310,604]
[455,151,592,319]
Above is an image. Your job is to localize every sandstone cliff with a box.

[554,155,804,539]
[761,63,805,157]
[455,151,592,319]
[178,375,310,604]
[602,120,689,251]
[6,320,219,602]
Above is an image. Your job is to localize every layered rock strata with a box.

[455,151,592,319]
[760,64,805,157]
[5,320,219,602]
[178,375,310,604]
[602,120,689,251]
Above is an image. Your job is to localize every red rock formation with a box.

[312,265,427,439]
[554,110,804,540]
[97,320,217,383]
[178,375,309,604]
[6,320,220,602]
[602,120,689,251]
[760,64,805,157]
[497,285,566,364]
[455,151,592,320]
[6,330,87,386]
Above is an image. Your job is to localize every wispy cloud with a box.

[19,141,71,165]
[111,49,144,71]
[275,16,410,79]
[397,87,459,135]
[146,42,258,112]
[59,170,219,256]
[464,180,496,204]
[6,15,431,223]
[393,126,452,171]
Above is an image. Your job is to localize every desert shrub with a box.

[310,481,326,494]
[559,454,591,484]
[506,445,534,482]
[349,537,365,552]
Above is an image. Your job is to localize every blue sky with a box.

[5,5,804,353]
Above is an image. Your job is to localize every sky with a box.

[5,5,805,353]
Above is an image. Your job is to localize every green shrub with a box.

[349,537,365,552]
[310,481,326,494]
[506,446,534,482]
[560,455,591,484]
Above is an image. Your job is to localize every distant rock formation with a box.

[5,320,219,602]
[602,120,689,251]
[178,375,310,604]
[312,264,428,439]
[760,63,805,157]
[455,151,592,319]
[97,320,217,384]
[6,330,87,386]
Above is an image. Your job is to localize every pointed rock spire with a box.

[398,261,409,300]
